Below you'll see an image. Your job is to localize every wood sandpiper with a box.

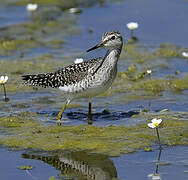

[22,31,123,125]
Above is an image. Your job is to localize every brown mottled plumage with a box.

[22,58,102,88]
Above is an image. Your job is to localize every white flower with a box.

[147,118,162,129]
[182,52,188,58]
[127,22,139,30]
[147,69,152,74]
[0,76,8,84]
[26,4,38,12]
[69,8,82,14]
[148,173,161,180]
[74,58,84,64]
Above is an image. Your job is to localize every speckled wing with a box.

[22,58,102,88]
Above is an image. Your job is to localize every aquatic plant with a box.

[182,51,188,58]
[127,22,139,30]
[26,3,38,12]
[49,176,56,180]
[0,111,187,156]
[148,118,162,148]
[0,76,8,84]
[127,22,139,39]
[19,165,34,170]
[69,8,82,14]
[0,76,9,102]
[146,69,152,75]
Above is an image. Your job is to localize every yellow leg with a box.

[57,104,67,126]
[57,104,67,121]
[57,100,70,126]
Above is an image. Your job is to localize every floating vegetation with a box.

[0,0,188,162]
[0,6,79,56]
[18,165,34,170]
[0,111,187,156]
[144,147,152,152]
[49,176,56,180]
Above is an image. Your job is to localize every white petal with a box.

[151,118,162,125]
[182,52,188,57]
[156,119,162,124]
[147,69,152,74]
[4,76,8,83]
[74,58,83,64]
[151,118,158,123]
[147,123,156,128]
[127,22,138,29]
[69,8,82,14]
[0,76,4,82]
[26,4,38,11]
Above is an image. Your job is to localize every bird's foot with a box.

[57,120,62,126]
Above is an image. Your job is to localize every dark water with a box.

[1,146,188,180]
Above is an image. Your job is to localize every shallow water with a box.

[0,0,188,179]
[1,146,188,180]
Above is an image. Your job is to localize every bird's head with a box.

[87,31,123,52]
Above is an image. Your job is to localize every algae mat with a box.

[0,111,187,156]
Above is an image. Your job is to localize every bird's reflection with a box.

[22,151,117,180]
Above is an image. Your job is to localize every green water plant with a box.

[0,76,9,102]
[127,22,139,40]
[0,111,187,156]
[49,176,56,180]
[19,165,34,170]
[147,118,162,148]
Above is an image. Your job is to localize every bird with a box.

[22,31,123,125]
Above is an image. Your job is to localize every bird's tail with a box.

[22,73,55,88]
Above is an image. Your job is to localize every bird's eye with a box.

[111,36,115,40]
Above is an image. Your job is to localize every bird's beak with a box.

[86,41,104,52]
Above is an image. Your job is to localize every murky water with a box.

[0,0,188,179]
[1,146,188,180]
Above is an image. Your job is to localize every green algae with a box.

[121,43,182,62]
[37,53,53,61]
[0,111,187,156]
[144,147,152,152]
[0,6,79,56]
[170,79,188,91]
[127,64,137,73]
[154,43,179,58]
[19,165,34,170]
[49,176,56,180]
[13,0,82,7]
[11,0,112,8]
[0,59,65,92]
[0,59,188,99]
[0,39,36,55]
[112,74,188,95]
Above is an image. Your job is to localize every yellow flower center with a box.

[130,26,135,30]
[0,80,5,84]
[153,123,159,127]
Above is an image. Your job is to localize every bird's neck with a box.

[92,45,122,76]
[103,46,122,66]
